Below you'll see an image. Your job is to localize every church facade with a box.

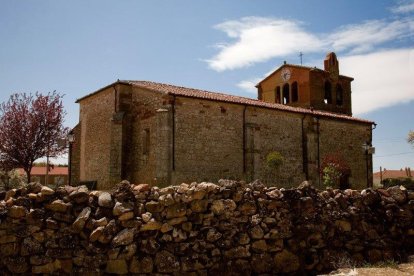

[70,53,375,190]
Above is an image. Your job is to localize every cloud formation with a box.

[207,17,323,71]
[207,17,413,71]
[208,4,414,115]
[341,48,414,115]
[237,48,414,115]
[391,0,414,13]
[328,19,410,54]
[236,78,261,94]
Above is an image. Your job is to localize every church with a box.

[69,53,375,190]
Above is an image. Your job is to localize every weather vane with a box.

[299,52,303,65]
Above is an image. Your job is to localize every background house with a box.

[17,166,68,187]
[373,167,413,186]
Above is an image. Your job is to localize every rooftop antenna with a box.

[299,52,303,65]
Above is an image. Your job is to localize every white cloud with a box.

[340,48,414,115]
[207,16,413,71]
[236,66,279,94]
[328,20,409,54]
[236,48,414,115]
[236,78,261,94]
[207,17,324,71]
[211,10,414,115]
[391,0,414,13]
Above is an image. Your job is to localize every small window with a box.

[276,86,281,103]
[283,83,290,104]
[336,84,343,106]
[292,82,298,102]
[143,129,150,155]
[324,81,332,104]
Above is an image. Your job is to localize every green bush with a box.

[0,169,27,191]
[382,177,414,190]
[322,163,342,188]
[266,151,284,169]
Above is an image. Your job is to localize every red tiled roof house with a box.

[17,167,68,187]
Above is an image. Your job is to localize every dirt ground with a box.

[325,262,414,276]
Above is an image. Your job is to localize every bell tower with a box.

[324,52,339,80]
[256,52,353,116]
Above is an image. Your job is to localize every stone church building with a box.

[70,53,375,190]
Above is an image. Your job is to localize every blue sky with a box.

[0,0,413,171]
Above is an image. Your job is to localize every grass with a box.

[361,259,400,269]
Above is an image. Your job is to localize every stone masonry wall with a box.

[0,180,413,275]
[127,87,167,187]
[78,87,115,190]
[245,106,305,187]
[73,84,372,190]
[319,119,372,189]
[173,98,245,184]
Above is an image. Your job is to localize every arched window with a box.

[283,83,290,104]
[292,82,298,102]
[324,81,332,104]
[276,86,281,103]
[336,84,343,106]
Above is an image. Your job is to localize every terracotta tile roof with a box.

[119,80,373,124]
[17,166,68,176]
[373,169,413,180]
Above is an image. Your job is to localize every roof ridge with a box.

[124,80,261,101]
[123,80,373,124]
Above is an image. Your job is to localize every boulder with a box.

[145,201,164,213]
[112,228,135,247]
[274,250,300,273]
[72,207,91,232]
[141,219,162,231]
[105,259,128,274]
[98,192,113,208]
[6,256,29,274]
[69,186,89,203]
[46,200,70,213]
[250,225,264,239]
[165,203,186,219]
[129,256,153,273]
[8,205,27,218]
[113,201,134,216]
[155,250,180,273]
[190,199,209,213]
[40,186,55,196]
[387,186,407,204]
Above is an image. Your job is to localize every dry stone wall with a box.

[0,180,413,275]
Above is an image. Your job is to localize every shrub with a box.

[0,169,27,191]
[382,177,414,190]
[263,151,284,186]
[266,151,284,169]
[320,153,350,188]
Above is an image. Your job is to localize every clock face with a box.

[281,68,291,82]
